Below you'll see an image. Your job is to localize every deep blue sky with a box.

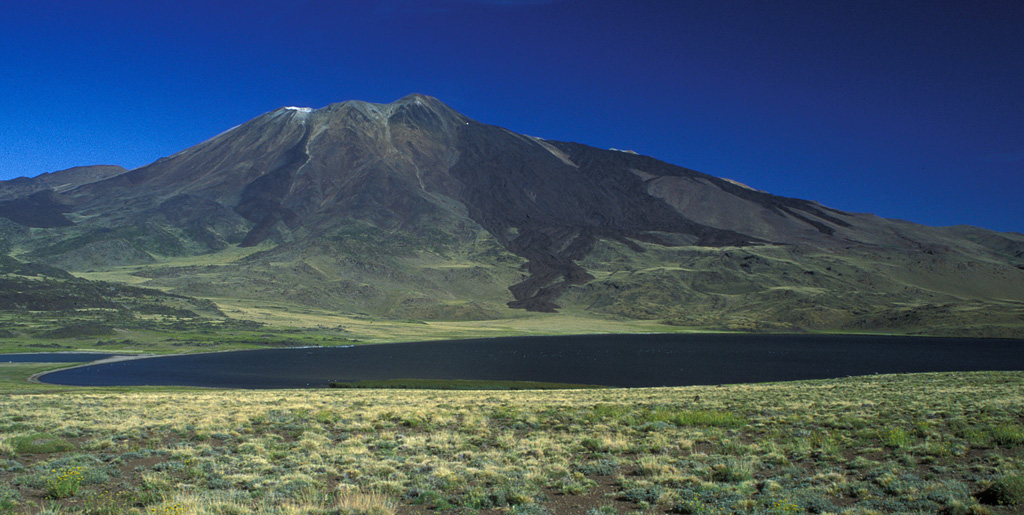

[2,0,1022,232]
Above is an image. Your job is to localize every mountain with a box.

[2,94,1023,337]
[0,165,127,200]
[0,165,126,227]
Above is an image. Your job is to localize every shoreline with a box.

[26,353,160,384]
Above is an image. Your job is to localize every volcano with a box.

[2,94,1022,337]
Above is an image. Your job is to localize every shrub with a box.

[977,475,1024,506]
[41,322,114,338]
[879,427,912,448]
[670,494,705,514]
[636,455,675,478]
[314,409,339,424]
[0,484,19,511]
[710,459,754,483]
[620,483,663,504]
[508,503,551,515]
[554,473,595,495]
[336,489,397,515]
[576,458,619,476]
[580,434,627,453]
[459,487,494,509]
[411,489,453,510]
[148,502,188,515]
[988,424,1024,447]
[500,482,535,506]
[942,500,992,515]
[274,474,320,501]
[77,489,145,515]
[45,466,84,499]
[8,433,74,454]
[769,499,802,515]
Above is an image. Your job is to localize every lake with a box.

[34,333,1024,388]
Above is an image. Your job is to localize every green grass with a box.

[879,426,913,448]
[990,424,1024,447]
[0,325,365,355]
[7,433,74,455]
[0,363,73,389]
[584,404,746,428]
[328,378,608,390]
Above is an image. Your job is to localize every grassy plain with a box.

[0,300,723,356]
[0,368,1022,514]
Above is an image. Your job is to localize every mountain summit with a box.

[2,95,1023,336]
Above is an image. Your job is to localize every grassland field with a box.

[0,304,751,356]
[0,356,1022,515]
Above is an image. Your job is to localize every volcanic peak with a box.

[2,94,1022,333]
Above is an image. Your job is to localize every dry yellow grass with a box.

[0,372,1021,514]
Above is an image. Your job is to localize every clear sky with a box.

[2,0,1022,233]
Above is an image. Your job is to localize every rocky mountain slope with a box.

[2,94,1022,337]
[0,165,126,227]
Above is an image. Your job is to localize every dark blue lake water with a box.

[1,353,115,363]
[34,333,1024,388]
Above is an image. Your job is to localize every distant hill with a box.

[0,165,126,227]
[0,165,127,200]
[0,254,239,340]
[1,95,1022,337]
